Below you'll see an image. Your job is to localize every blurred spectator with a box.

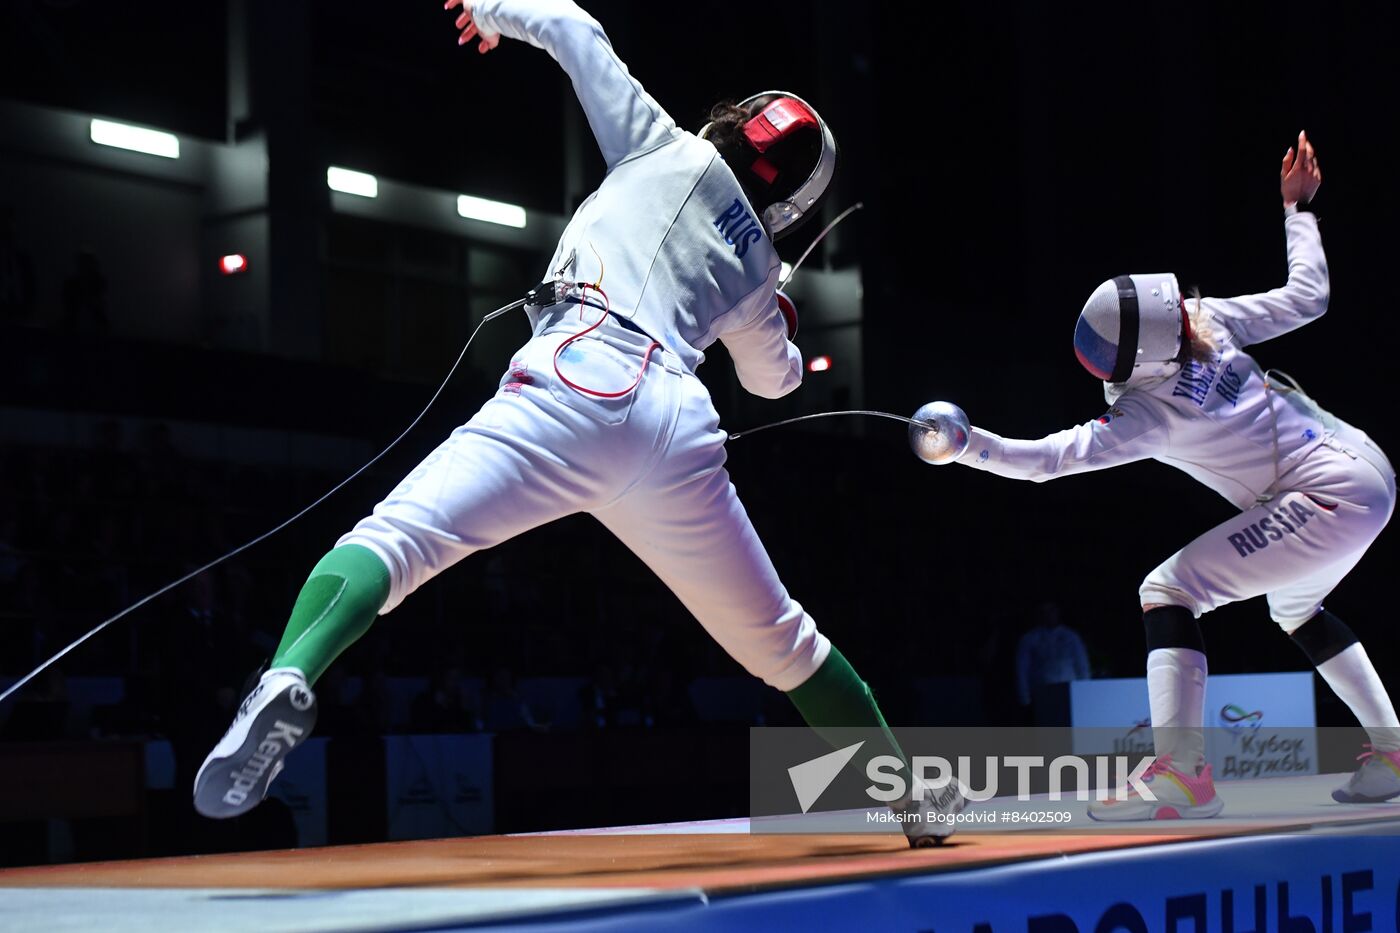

[357,669,398,734]
[975,613,1021,723]
[91,672,161,738]
[11,551,50,624]
[61,250,108,332]
[641,667,696,728]
[579,662,619,729]
[315,666,369,737]
[0,205,35,323]
[482,554,510,617]
[137,421,184,500]
[0,515,21,593]
[411,666,481,733]
[1015,601,1091,708]
[485,667,544,732]
[146,568,259,693]
[0,668,69,741]
[90,420,138,502]
[88,510,131,609]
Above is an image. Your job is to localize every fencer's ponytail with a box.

[1184,288,1220,363]
[703,102,752,153]
[702,100,771,207]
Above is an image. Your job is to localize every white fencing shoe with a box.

[193,668,317,819]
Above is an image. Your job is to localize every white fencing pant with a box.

[338,316,830,692]
[1140,423,1396,632]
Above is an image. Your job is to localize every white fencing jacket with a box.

[470,0,801,398]
[960,211,1340,509]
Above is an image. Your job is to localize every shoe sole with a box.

[193,684,316,819]
[1332,787,1400,804]
[908,834,946,848]
[906,821,958,846]
[1088,795,1224,821]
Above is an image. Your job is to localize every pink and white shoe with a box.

[1332,744,1400,803]
[1088,755,1224,821]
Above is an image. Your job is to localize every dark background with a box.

[1,0,1397,862]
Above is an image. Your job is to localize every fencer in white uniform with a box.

[956,133,1400,817]
[195,0,962,844]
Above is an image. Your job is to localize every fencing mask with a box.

[700,91,837,241]
[1073,273,1188,384]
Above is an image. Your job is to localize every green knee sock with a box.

[271,544,391,686]
[786,644,908,769]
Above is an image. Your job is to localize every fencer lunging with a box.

[955,132,1399,818]
[194,0,962,844]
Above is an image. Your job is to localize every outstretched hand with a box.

[445,0,501,54]
[1280,130,1321,206]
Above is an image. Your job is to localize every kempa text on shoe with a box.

[930,785,962,811]
[222,720,305,806]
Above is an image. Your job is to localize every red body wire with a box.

[551,283,661,399]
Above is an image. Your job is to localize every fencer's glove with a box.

[776,289,798,340]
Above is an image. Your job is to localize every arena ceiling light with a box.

[327,167,379,198]
[457,194,527,229]
[89,118,180,159]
